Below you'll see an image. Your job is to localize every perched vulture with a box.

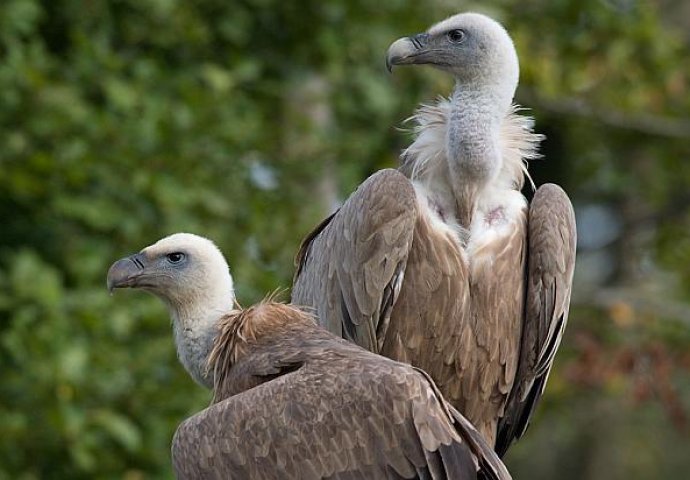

[107,233,511,480]
[292,12,576,455]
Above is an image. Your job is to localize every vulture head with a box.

[385,12,533,229]
[386,12,518,101]
[107,233,235,388]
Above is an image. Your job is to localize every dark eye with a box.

[166,252,185,264]
[447,29,466,44]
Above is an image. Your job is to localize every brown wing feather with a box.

[291,169,418,353]
[383,202,527,447]
[292,168,533,450]
[172,326,505,479]
[381,209,470,388]
[466,216,527,445]
[294,210,337,279]
[414,366,512,480]
[495,183,576,456]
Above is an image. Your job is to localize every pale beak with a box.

[107,253,146,293]
[385,33,430,72]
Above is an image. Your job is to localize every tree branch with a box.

[518,88,690,139]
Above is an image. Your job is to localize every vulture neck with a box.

[168,285,235,390]
[445,80,511,228]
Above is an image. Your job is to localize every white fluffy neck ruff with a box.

[400,101,542,242]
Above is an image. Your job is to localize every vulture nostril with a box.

[411,34,429,50]
[131,256,145,270]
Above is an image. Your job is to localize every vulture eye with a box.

[166,252,186,264]
[447,29,466,44]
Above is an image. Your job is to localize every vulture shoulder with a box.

[172,304,511,480]
[292,168,418,353]
[495,184,576,456]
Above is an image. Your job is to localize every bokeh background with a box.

[1,0,689,478]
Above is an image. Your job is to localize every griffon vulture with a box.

[292,13,576,455]
[107,233,511,479]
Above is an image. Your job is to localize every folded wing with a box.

[292,169,418,353]
[495,184,576,456]
[172,344,510,479]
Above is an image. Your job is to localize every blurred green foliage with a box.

[0,0,688,478]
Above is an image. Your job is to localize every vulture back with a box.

[171,302,511,480]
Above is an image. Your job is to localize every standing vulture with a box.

[107,233,511,479]
[292,12,576,455]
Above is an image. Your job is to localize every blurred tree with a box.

[0,0,688,478]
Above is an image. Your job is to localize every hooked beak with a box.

[107,253,147,293]
[385,33,430,72]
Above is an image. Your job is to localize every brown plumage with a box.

[292,12,577,454]
[107,234,511,479]
[175,302,510,479]
[292,171,575,457]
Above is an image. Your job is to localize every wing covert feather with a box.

[172,350,502,479]
[292,169,418,353]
